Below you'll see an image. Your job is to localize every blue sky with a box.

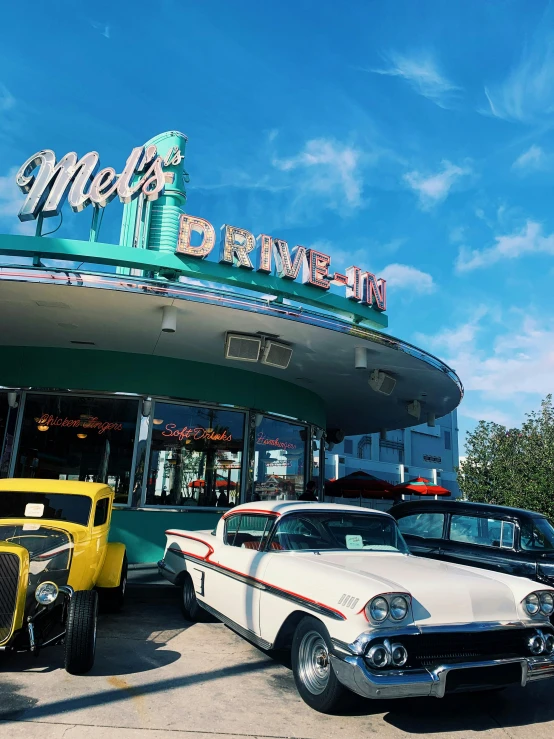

[1,0,554,452]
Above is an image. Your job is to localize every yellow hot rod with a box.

[0,479,127,674]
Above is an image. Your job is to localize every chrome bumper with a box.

[330,654,554,700]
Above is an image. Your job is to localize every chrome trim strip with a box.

[199,601,273,651]
[172,550,345,621]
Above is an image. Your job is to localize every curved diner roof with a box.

[0,255,462,436]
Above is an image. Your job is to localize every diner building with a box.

[0,131,463,563]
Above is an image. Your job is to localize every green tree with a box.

[458,395,554,518]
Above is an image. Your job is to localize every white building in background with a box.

[324,410,460,497]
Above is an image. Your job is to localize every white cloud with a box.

[370,51,461,109]
[404,160,472,209]
[273,138,364,211]
[456,220,554,272]
[512,145,545,171]
[379,263,435,294]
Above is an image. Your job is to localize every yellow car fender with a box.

[96,542,126,588]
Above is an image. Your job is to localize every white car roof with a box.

[225,501,394,519]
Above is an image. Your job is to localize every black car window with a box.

[93,498,110,527]
[520,519,554,552]
[450,515,515,548]
[0,492,92,526]
[397,512,445,539]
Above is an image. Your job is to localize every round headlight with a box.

[390,595,409,621]
[368,596,389,622]
[525,593,540,616]
[35,581,59,605]
[540,592,554,616]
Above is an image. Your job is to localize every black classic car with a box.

[390,500,554,587]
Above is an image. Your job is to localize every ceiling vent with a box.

[369,369,396,396]
[261,340,293,370]
[225,333,261,363]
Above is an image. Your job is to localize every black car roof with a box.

[390,499,546,521]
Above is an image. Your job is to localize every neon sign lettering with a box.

[16,143,178,222]
[177,215,386,310]
[256,433,297,450]
[35,414,123,434]
[162,424,233,442]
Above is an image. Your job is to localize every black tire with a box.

[98,555,128,613]
[64,590,98,675]
[291,616,347,713]
[180,572,205,622]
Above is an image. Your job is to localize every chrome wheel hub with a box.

[298,630,330,695]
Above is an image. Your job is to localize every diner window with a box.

[251,416,306,502]
[449,515,515,548]
[14,394,138,504]
[145,402,244,507]
[1,392,18,478]
[397,512,445,539]
[227,515,275,549]
[94,498,110,527]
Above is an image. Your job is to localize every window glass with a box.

[444,430,452,450]
[145,402,245,507]
[15,394,138,503]
[397,512,445,538]
[520,519,554,551]
[0,492,91,526]
[229,515,275,549]
[225,514,241,545]
[251,416,306,501]
[94,497,110,526]
[450,515,514,547]
[344,439,353,455]
[271,512,408,553]
[1,391,19,478]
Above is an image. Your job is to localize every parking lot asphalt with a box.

[3,569,554,739]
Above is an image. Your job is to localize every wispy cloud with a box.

[404,160,472,209]
[379,263,435,293]
[456,220,554,272]
[484,19,554,124]
[512,145,546,171]
[0,167,34,235]
[89,20,110,39]
[369,50,461,109]
[0,83,15,112]
[273,138,364,212]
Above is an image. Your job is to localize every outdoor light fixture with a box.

[261,340,293,370]
[7,391,18,408]
[407,400,421,420]
[142,399,152,417]
[354,347,368,370]
[77,433,87,439]
[225,333,293,370]
[427,412,436,427]
[314,428,324,441]
[161,305,177,333]
[369,370,396,396]
[37,425,49,432]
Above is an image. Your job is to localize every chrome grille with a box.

[0,552,20,643]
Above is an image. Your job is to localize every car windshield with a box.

[0,492,91,526]
[520,518,554,552]
[270,512,409,553]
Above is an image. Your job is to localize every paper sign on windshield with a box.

[24,503,44,518]
[345,534,363,549]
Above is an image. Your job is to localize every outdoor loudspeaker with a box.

[369,370,396,396]
[225,334,261,362]
[261,340,293,370]
[326,428,345,444]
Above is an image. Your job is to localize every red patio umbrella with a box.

[393,477,450,496]
[188,479,206,488]
[325,471,395,500]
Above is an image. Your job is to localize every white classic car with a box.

[158,501,554,712]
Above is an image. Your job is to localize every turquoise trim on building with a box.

[110,508,223,564]
[0,346,326,426]
[0,234,387,328]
